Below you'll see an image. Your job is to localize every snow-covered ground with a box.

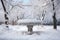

[0,25,60,40]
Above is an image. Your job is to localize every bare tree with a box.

[51,0,57,29]
[1,0,9,28]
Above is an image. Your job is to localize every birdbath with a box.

[17,19,41,33]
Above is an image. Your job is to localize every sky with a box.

[23,0,30,4]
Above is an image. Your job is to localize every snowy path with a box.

[0,25,60,40]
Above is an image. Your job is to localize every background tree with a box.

[51,0,57,29]
[1,0,9,28]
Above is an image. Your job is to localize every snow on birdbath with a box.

[17,19,41,33]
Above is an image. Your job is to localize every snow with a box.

[17,19,41,25]
[0,25,60,40]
